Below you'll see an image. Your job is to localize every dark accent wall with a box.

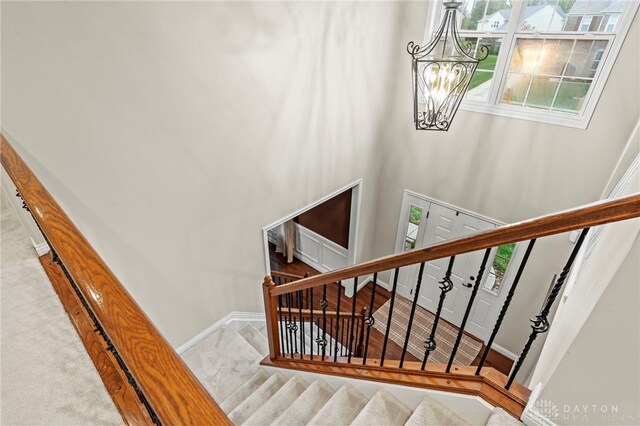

[294,188,352,249]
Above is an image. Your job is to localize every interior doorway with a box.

[262,180,362,285]
[393,191,527,343]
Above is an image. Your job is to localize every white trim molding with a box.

[176,312,265,355]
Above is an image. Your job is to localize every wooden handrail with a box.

[272,194,640,296]
[271,270,307,280]
[1,136,230,425]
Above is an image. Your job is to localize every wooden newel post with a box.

[262,276,280,361]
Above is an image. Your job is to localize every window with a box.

[426,0,638,128]
[605,13,619,32]
[484,243,516,295]
[591,48,605,70]
[579,15,593,31]
[403,205,423,251]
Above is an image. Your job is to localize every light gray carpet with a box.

[1,189,123,425]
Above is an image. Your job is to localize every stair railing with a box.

[1,135,230,425]
[261,193,640,416]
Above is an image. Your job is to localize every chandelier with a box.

[407,1,488,131]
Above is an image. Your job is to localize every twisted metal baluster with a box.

[315,318,321,355]
[286,293,297,358]
[422,256,455,369]
[475,240,536,375]
[447,249,491,373]
[506,229,589,389]
[380,268,400,366]
[362,273,378,365]
[400,262,426,368]
[320,284,328,360]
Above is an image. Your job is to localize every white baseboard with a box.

[32,239,50,256]
[491,343,517,361]
[176,311,264,355]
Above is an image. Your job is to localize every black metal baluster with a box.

[316,318,321,355]
[475,240,536,375]
[380,268,400,366]
[447,248,491,373]
[422,256,456,369]
[362,273,378,365]
[340,318,346,357]
[310,287,314,360]
[506,229,589,389]
[329,317,334,360]
[277,295,286,357]
[287,293,296,358]
[321,284,328,360]
[347,277,358,363]
[400,262,426,368]
[334,282,342,362]
[298,290,304,358]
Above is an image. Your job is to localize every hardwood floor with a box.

[269,244,514,375]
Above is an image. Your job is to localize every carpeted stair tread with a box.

[220,369,271,414]
[351,390,412,425]
[181,327,263,402]
[307,384,369,426]
[487,408,523,425]
[238,324,269,356]
[228,372,288,425]
[272,379,336,426]
[244,376,309,425]
[404,397,467,426]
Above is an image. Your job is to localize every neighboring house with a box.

[477,5,566,31]
[563,0,624,32]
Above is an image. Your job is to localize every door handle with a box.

[462,276,475,288]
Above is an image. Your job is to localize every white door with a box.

[394,193,522,342]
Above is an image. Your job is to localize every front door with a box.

[394,193,522,342]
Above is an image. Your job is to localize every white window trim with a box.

[423,0,639,129]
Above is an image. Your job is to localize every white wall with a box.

[0,1,404,347]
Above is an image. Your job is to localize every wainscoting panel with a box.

[294,223,348,273]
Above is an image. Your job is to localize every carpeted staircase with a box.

[181,322,521,426]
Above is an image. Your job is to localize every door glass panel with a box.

[404,205,423,251]
[484,243,516,295]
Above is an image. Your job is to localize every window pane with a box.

[404,205,423,251]
[501,74,531,105]
[537,39,573,75]
[565,39,608,78]
[460,0,514,31]
[551,78,591,112]
[484,243,516,295]
[520,0,625,33]
[509,39,543,73]
[525,76,560,109]
[463,37,502,102]
[521,0,573,32]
